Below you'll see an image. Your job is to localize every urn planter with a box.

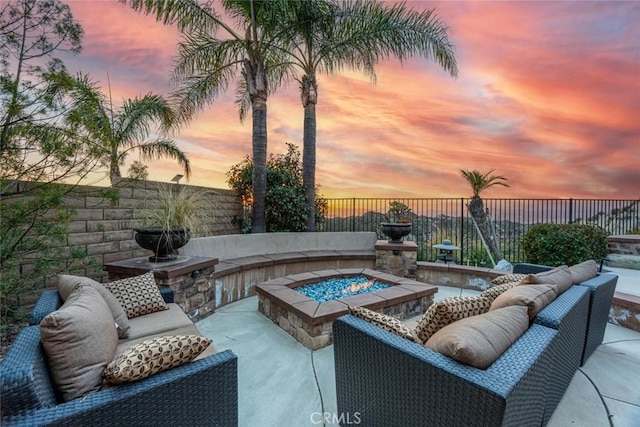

[134,227,191,262]
[380,222,412,243]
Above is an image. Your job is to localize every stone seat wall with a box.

[180,232,378,310]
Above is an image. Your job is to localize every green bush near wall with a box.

[521,223,608,266]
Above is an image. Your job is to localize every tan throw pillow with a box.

[490,273,527,286]
[103,335,211,384]
[58,274,131,338]
[349,306,416,342]
[520,265,572,294]
[490,284,558,321]
[103,272,168,319]
[425,305,529,369]
[40,285,118,402]
[481,282,519,304]
[569,260,598,285]
[413,296,492,344]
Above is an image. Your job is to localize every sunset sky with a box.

[63,0,639,200]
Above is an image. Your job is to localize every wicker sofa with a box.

[0,286,238,427]
[333,267,618,426]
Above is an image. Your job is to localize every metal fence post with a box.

[569,198,574,223]
[460,197,465,264]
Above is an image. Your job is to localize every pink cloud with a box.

[62,1,638,200]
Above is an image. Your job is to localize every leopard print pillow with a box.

[103,272,168,319]
[490,273,527,286]
[349,306,416,342]
[413,295,492,344]
[103,335,211,384]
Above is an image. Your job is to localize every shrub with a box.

[521,223,608,266]
[226,143,327,232]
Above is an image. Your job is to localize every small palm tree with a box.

[68,76,191,185]
[460,169,509,262]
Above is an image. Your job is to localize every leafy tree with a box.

[127,160,149,181]
[66,79,191,185]
[124,0,296,233]
[226,143,327,232]
[0,0,114,323]
[275,0,458,231]
[460,169,509,263]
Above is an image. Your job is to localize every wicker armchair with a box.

[1,288,238,427]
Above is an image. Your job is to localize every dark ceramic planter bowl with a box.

[380,222,412,243]
[134,227,191,262]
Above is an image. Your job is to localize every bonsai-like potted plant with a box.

[134,185,211,262]
[380,201,412,243]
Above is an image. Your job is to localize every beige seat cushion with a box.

[425,305,529,369]
[40,285,118,402]
[104,335,211,385]
[414,296,492,344]
[349,306,416,342]
[569,260,598,284]
[57,274,131,338]
[103,271,168,319]
[124,304,196,341]
[520,265,573,294]
[490,284,558,321]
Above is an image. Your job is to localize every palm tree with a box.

[68,76,191,185]
[460,169,509,263]
[276,0,458,231]
[125,0,293,233]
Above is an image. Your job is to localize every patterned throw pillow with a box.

[490,273,527,286]
[413,296,493,344]
[103,272,168,319]
[481,282,519,304]
[349,306,416,342]
[104,335,211,384]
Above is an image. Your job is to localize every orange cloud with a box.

[64,0,638,200]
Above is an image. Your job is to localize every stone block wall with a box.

[607,235,640,270]
[10,179,242,289]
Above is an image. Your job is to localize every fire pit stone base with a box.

[256,268,437,349]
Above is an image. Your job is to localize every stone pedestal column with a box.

[103,256,218,322]
[375,240,418,278]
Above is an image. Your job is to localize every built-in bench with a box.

[180,232,377,309]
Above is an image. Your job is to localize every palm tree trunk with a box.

[251,97,267,233]
[468,196,503,262]
[301,74,318,232]
[243,53,268,233]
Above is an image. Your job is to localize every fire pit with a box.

[256,268,437,349]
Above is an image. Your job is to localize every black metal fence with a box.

[320,198,640,264]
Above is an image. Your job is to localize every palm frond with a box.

[460,169,509,197]
[115,94,174,145]
[133,139,192,179]
[123,0,239,38]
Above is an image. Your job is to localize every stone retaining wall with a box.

[607,235,640,270]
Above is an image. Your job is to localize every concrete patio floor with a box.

[197,271,640,427]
